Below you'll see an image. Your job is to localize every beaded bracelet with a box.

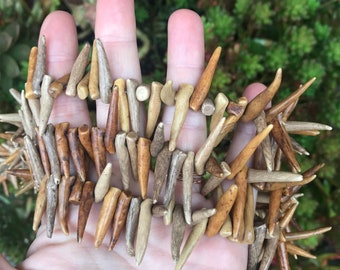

[0,36,333,270]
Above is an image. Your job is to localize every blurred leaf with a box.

[8,43,30,62]
[234,0,251,18]
[0,32,13,53]
[4,22,20,42]
[0,54,20,78]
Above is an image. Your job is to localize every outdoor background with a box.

[0,0,339,269]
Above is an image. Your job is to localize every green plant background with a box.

[0,0,339,268]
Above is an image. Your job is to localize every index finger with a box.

[94,0,141,128]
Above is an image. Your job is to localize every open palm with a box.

[3,0,268,269]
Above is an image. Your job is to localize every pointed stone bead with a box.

[77,181,95,242]
[104,85,119,154]
[89,39,100,100]
[189,46,221,111]
[227,124,273,180]
[163,150,187,207]
[160,80,175,106]
[258,223,279,270]
[135,198,153,266]
[247,224,267,270]
[146,82,163,138]
[94,162,112,203]
[206,184,238,237]
[94,187,121,248]
[48,73,70,98]
[266,77,316,123]
[69,176,84,204]
[152,144,172,204]
[285,242,316,259]
[126,131,138,182]
[137,137,151,199]
[55,122,70,177]
[78,124,95,161]
[271,117,301,172]
[191,208,216,225]
[25,46,38,99]
[277,241,291,270]
[38,75,54,136]
[115,132,132,191]
[32,175,48,232]
[46,174,58,238]
[182,151,194,224]
[171,205,186,262]
[68,128,87,182]
[58,176,76,235]
[169,84,194,151]
[96,39,112,103]
[32,35,46,97]
[125,197,142,257]
[43,124,61,185]
[65,43,90,97]
[91,127,106,176]
[116,78,130,132]
[126,79,140,135]
[268,189,283,237]
[150,122,165,157]
[195,117,225,175]
[210,92,229,131]
[109,191,132,250]
[231,166,248,241]
[175,218,208,270]
[241,68,282,122]
[284,226,332,242]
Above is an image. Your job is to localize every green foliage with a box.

[0,21,30,104]
[202,7,235,43]
[0,191,35,265]
[281,0,320,21]
[286,25,316,57]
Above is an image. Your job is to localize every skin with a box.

[1,0,270,269]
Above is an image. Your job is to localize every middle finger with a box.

[94,0,142,128]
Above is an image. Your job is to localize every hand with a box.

[5,0,267,269]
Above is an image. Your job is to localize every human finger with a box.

[162,9,206,153]
[226,83,270,164]
[39,11,90,127]
[94,0,142,128]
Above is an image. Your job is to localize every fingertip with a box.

[167,9,204,88]
[168,9,203,33]
[39,11,78,78]
[40,11,90,126]
[243,82,271,108]
[95,0,136,42]
[226,83,270,163]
